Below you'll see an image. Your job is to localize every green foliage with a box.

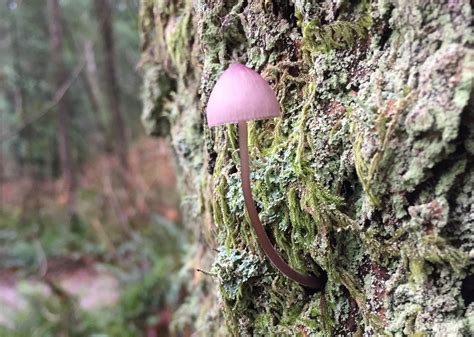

[0,1,186,336]
[0,261,171,337]
[0,204,182,336]
[0,0,141,178]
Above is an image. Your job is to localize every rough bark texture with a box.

[139,1,473,335]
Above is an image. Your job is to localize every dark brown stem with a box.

[238,121,323,289]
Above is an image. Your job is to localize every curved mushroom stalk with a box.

[239,121,323,289]
[206,63,324,289]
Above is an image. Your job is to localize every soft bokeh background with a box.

[0,1,185,336]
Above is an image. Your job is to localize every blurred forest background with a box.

[0,1,185,336]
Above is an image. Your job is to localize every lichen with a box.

[139,0,473,335]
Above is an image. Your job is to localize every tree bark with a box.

[9,3,33,216]
[139,1,473,335]
[47,0,76,217]
[83,40,108,148]
[95,0,129,169]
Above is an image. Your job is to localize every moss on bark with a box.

[139,0,473,335]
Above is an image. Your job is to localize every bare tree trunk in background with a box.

[47,0,76,218]
[95,0,129,170]
[0,112,3,199]
[61,19,109,152]
[83,40,108,148]
[9,1,41,219]
[9,3,26,175]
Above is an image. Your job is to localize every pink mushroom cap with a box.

[206,63,281,127]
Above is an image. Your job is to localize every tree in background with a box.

[47,0,77,217]
[0,0,141,202]
[95,0,129,170]
[0,2,184,336]
[7,0,35,217]
[1,1,55,179]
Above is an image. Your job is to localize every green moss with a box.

[140,66,175,136]
[254,313,274,335]
[166,3,193,74]
[301,9,372,58]
[140,0,473,335]
[408,257,426,285]
[420,236,468,273]
[350,90,418,208]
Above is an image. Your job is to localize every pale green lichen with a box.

[139,0,473,335]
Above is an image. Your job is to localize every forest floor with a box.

[0,259,119,327]
[0,138,182,335]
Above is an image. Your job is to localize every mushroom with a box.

[206,63,323,289]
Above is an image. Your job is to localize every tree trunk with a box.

[139,1,473,335]
[61,16,109,152]
[83,39,108,148]
[10,4,33,216]
[95,0,129,169]
[47,0,76,218]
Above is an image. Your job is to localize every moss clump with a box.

[297,0,373,59]
[166,2,193,75]
[300,14,372,57]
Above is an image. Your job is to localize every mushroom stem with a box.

[238,121,323,289]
